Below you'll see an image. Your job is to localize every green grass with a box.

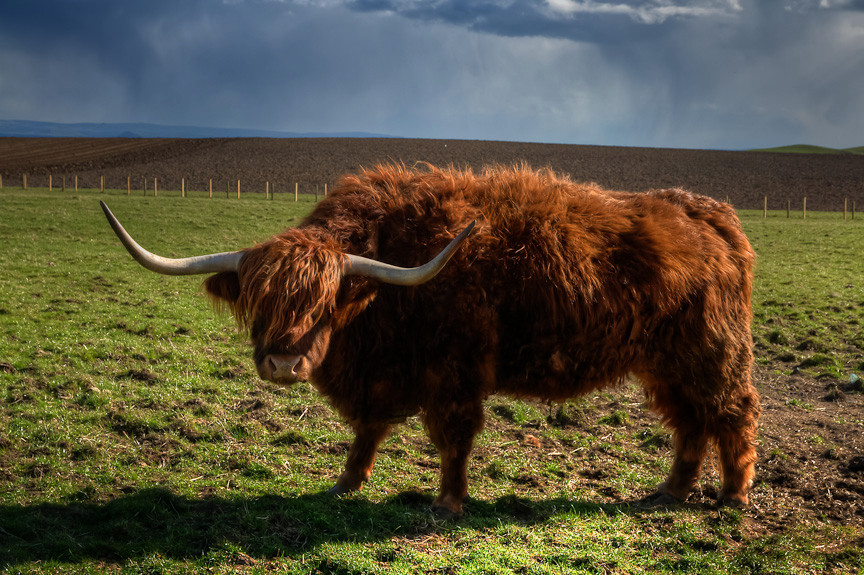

[1,188,863,573]
[750,144,864,155]
[743,210,864,378]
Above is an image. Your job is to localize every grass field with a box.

[1,188,863,574]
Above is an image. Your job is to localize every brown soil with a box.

[2,137,863,211]
[477,363,864,537]
[746,366,864,535]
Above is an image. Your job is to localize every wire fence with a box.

[2,173,332,202]
[1,172,859,219]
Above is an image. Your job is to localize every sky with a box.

[0,0,863,150]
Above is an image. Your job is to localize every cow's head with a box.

[100,202,473,385]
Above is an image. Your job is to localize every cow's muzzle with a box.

[257,354,309,384]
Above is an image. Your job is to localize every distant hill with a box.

[0,119,393,139]
[751,144,864,155]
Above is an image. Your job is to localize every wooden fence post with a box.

[127,176,131,195]
[75,175,78,192]
[209,179,212,198]
[23,174,27,190]
[324,183,327,197]
[295,182,298,202]
[266,181,270,200]
[803,197,806,220]
[49,175,53,191]
[763,196,767,220]
[0,174,3,189]
[100,175,104,193]
[237,180,240,199]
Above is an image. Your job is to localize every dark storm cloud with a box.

[350,0,864,148]
[0,0,862,148]
[0,0,402,129]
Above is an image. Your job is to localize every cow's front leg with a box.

[329,421,391,495]
[424,401,485,517]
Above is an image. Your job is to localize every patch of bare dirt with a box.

[749,366,864,533]
[469,364,864,536]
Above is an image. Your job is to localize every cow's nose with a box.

[259,354,304,383]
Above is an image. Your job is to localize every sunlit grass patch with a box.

[741,210,864,380]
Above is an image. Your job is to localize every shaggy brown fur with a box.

[205,164,759,515]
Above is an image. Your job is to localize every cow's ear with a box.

[204,271,241,304]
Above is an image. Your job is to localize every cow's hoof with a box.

[325,483,358,496]
[639,491,684,508]
[431,495,464,519]
[430,504,463,520]
[717,492,748,508]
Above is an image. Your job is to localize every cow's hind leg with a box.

[656,420,710,503]
[716,385,759,507]
[641,373,710,504]
[424,401,484,517]
[329,421,391,495]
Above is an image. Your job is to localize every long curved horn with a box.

[343,220,476,286]
[100,201,243,275]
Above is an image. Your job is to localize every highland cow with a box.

[101,164,759,516]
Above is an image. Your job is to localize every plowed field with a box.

[2,137,863,211]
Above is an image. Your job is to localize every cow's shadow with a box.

[0,487,689,566]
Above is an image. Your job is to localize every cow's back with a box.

[308,165,754,399]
